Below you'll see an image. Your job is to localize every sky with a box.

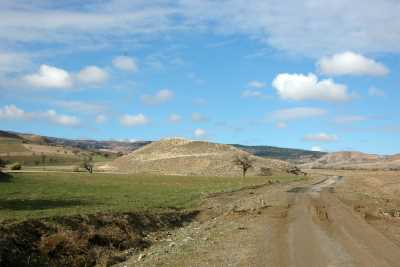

[0,0,399,154]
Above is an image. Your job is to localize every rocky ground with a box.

[117,170,400,267]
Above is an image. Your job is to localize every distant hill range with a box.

[300,151,400,170]
[3,129,398,170]
[0,130,326,163]
[232,144,326,164]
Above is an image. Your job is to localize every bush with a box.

[10,163,22,170]
[72,166,80,172]
[259,167,272,176]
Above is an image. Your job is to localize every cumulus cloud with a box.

[120,113,149,126]
[334,116,367,124]
[0,104,80,127]
[191,112,208,123]
[248,80,266,88]
[76,65,109,85]
[194,128,206,138]
[0,104,26,119]
[112,56,138,72]
[317,52,389,76]
[168,113,181,123]
[44,110,80,127]
[23,65,73,89]
[272,73,351,102]
[141,89,174,105]
[95,114,107,124]
[269,107,327,121]
[311,146,323,152]
[368,87,386,97]
[303,133,338,143]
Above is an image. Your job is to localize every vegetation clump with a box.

[10,162,22,170]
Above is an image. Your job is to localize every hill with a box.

[101,138,290,176]
[301,151,400,170]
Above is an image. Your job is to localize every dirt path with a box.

[119,175,400,267]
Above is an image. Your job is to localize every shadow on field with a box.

[0,199,88,210]
[0,172,12,183]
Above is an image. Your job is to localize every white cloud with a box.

[334,116,367,124]
[141,89,174,105]
[248,80,266,88]
[194,128,206,138]
[311,146,323,152]
[191,112,208,123]
[44,110,80,127]
[180,1,400,56]
[317,52,389,76]
[368,87,386,97]
[272,73,351,102]
[23,64,73,89]
[168,113,181,123]
[2,2,400,56]
[269,107,327,121]
[194,98,207,106]
[95,114,107,124]
[120,113,149,127]
[76,65,109,85]
[53,100,106,114]
[0,104,79,127]
[241,89,269,99]
[303,133,338,143]
[0,104,26,119]
[112,56,138,72]
[0,52,31,74]
[276,122,287,129]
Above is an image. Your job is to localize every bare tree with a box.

[81,157,94,173]
[233,155,256,177]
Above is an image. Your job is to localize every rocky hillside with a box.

[102,139,290,176]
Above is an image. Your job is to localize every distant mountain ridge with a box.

[232,144,327,164]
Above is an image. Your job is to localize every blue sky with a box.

[0,0,399,154]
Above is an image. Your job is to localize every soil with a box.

[118,170,400,267]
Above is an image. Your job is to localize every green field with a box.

[0,172,300,221]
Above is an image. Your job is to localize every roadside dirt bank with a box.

[0,211,197,267]
[118,171,400,267]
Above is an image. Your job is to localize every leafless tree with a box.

[81,157,94,173]
[233,155,256,177]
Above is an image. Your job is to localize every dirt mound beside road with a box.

[103,139,289,176]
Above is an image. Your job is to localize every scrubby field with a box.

[0,172,298,221]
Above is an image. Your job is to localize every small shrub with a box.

[259,167,272,176]
[73,166,80,172]
[10,163,22,170]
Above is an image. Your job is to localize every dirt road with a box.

[120,173,400,267]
